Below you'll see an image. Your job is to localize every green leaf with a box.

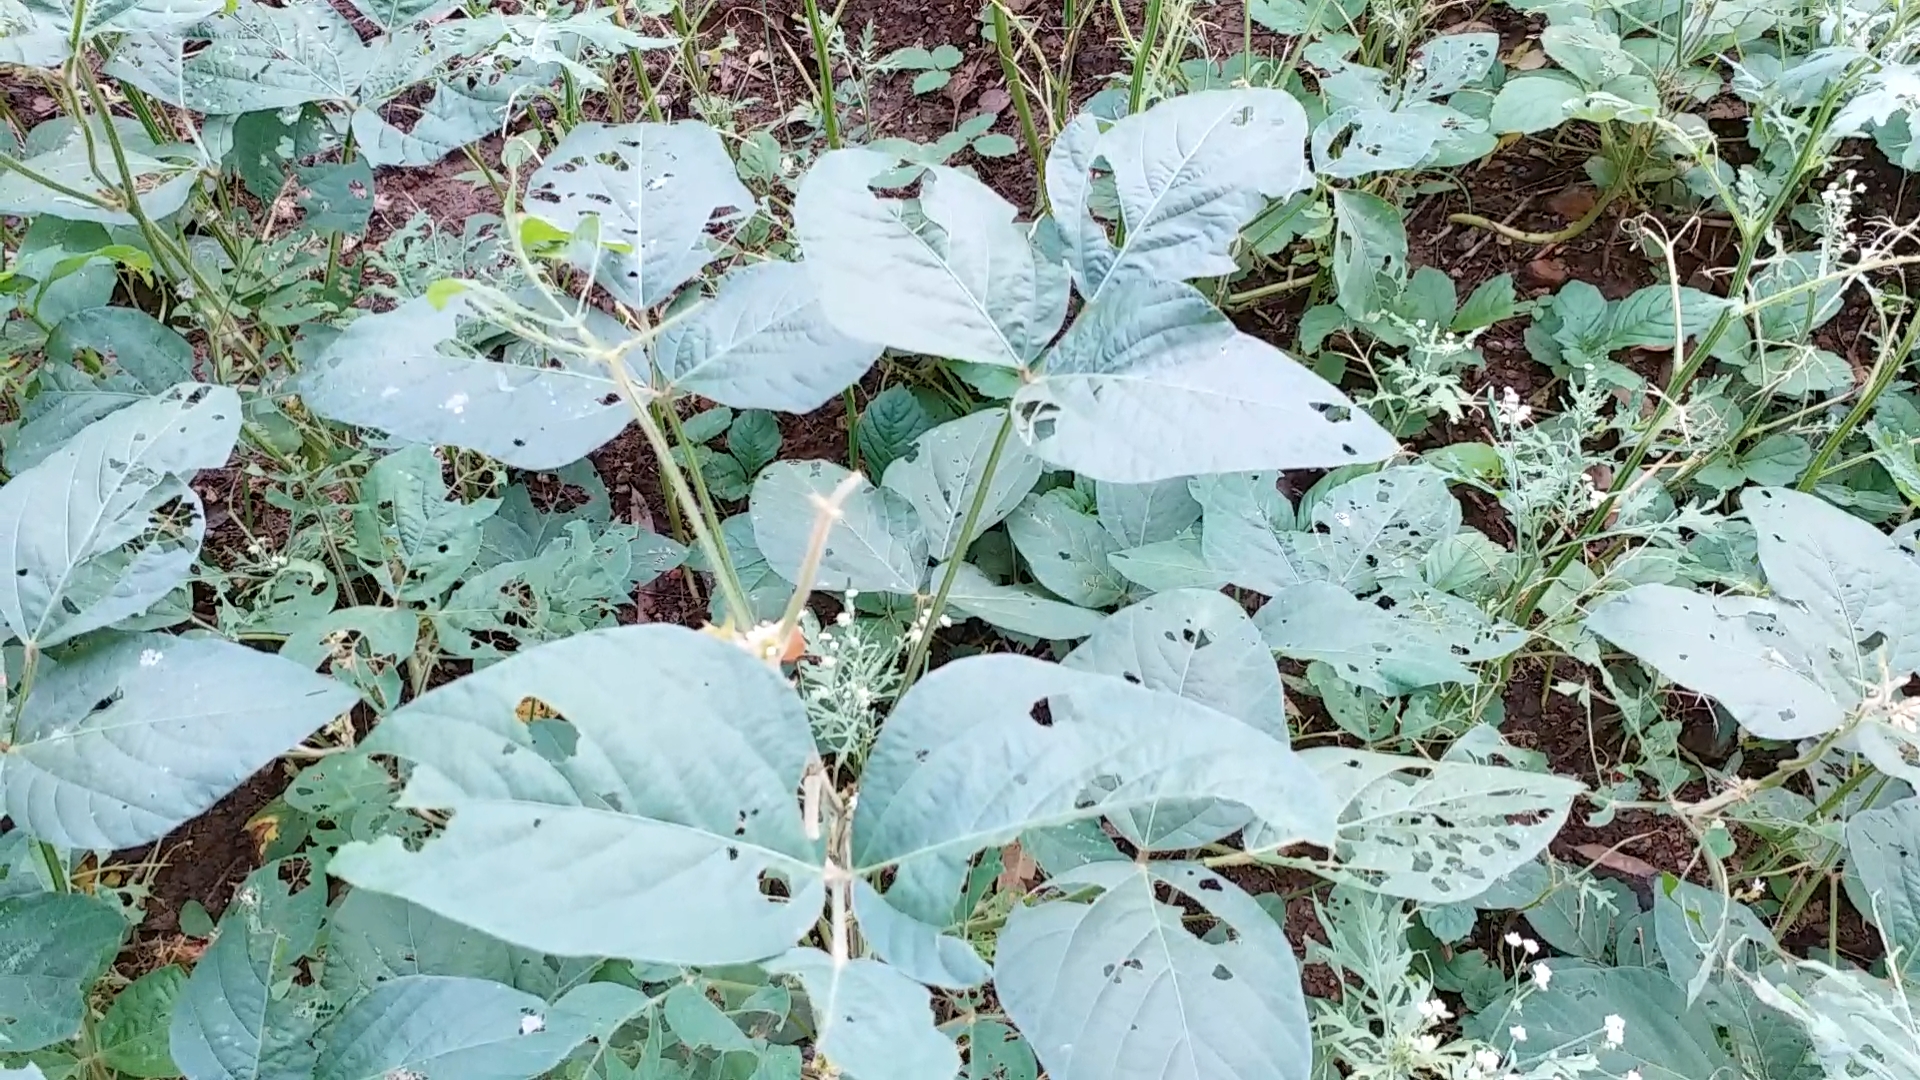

[971,133,1019,158]
[766,949,959,1080]
[1191,472,1306,594]
[1095,478,1201,548]
[851,655,1335,923]
[1846,796,1920,978]
[1106,538,1229,593]
[962,1020,1036,1080]
[1070,90,1311,299]
[1294,465,1460,592]
[881,410,1042,561]
[1453,274,1516,332]
[1740,346,1851,398]
[294,159,374,234]
[526,121,751,309]
[1065,590,1284,735]
[323,891,596,1002]
[937,562,1108,640]
[1313,105,1451,179]
[1281,748,1583,902]
[1065,590,1288,848]
[1005,489,1128,608]
[728,410,783,476]
[1488,71,1585,134]
[995,862,1311,1080]
[170,861,326,1080]
[1257,581,1523,695]
[99,966,187,1078]
[328,626,825,965]
[1541,19,1633,84]
[1604,285,1728,351]
[1752,252,1847,340]
[300,296,629,471]
[1405,32,1498,100]
[0,118,199,226]
[752,461,929,595]
[1013,279,1397,482]
[912,69,951,93]
[795,151,1067,369]
[1331,188,1407,322]
[850,878,990,989]
[0,893,126,1053]
[856,387,943,477]
[1468,964,1734,1080]
[5,634,355,850]
[352,444,501,602]
[10,307,198,472]
[312,976,612,1080]
[651,260,883,411]
[0,383,238,647]
[1587,487,1920,738]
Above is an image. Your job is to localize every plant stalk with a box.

[991,0,1049,214]
[899,412,1014,687]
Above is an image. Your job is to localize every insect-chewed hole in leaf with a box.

[1211,964,1233,981]
[757,869,792,902]
[1341,443,1357,456]
[734,810,748,837]
[182,385,211,406]
[1309,401,1352,423]
[1121,671,1141,684]
[914,748,930,762]
[86,689,125,718]
[1196,877,1223,892]
[1859,631,1889,653]
[1028,698,1053,727]
[515,696,566,723]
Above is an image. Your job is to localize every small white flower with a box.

[1417,997,1452,1022]
[1625,1071,1642,1080]
[1522,938,1539,956]
[1509,1026,1527,1043]
[139,648,163,668]
[835,611,853,626]
[844,589,860,600]
[1475,1049,1503,1072]
[1504,931,1524,948]
[519,1014,545,1035]
[938,614,953,628]
[1412,1033,1440,1054]
[1604,1014,1625,1048]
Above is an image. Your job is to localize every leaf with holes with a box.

[0,383,238,648]
[299,295,630,471]
[1270,748,1583,903]
[851,654,1334,926]
[0,118,200,226]
[938,562,1109,641]
[995,862,1311,1080]
[3,634,355,850]
[0,893,126,1053]
[525,120,753,309]
[766,949,960,1080]
[1846,797,1920,980]
[10,307,199,473]
[882,410,1043,561]
[794,150,1068,369]
[312,976,622,1080]
[351,444,502,603]
[751,460,929,595]
[650,260,883,411]
[1095,478,1202,549]
[329,626,825,965]
[1004,489,1129,608]
[1257,580,1524,695]
[1011,279,1397,482]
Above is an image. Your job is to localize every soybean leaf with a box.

[882,410,1043,561]
[1095,478,1202,548]
[1331,189,1407,322]
[11,307,198,472]
[0,118,199,226]
[0,893,126,1053]
[766,949,960,1080]
[0,383,239,648]
[1075,89,1312,298]
[852,654,1335,924]
[1042,114,1113,295]
[995,862,1311,1080]
[962,1020,1037,1080]
[312,975,612,1080]
[1489,72,1587,133]
[1005,489,1128,608]
[352,444,502,603]
[851,878,990,990]
[1065,590,1285,735]
[1106,538,1229,594]
[298,296,628,471]
[752,461,929,595]
[650,260,883,411]
[323,891,598,1003]
[1405,32,1499,100]
[170,861,327,1080]
[1745,486,1920,677]
[1468,965,1734,1080]
[1273,748,1583,903]
[1847,797,1920,978]
[329,626,826,965]
[1013,279,1396,482]
[856,387,945,477]
[99,965,187,1078]
[525,121,752,309]
[4,634,355,850]
[1298,465,1459,592]
[938,562,1108,641]
[794,150,1067,369]
[1065,590,1287,848]
[1257,581,1524,695]
[1191,472,1308,594]
[1752,252,1847,340]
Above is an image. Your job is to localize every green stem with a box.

[802,0,841,148]
[991,1,1049,214]
[1128,0,1164,115]
[35,841,68,894]
[658,403,750,624]
[899,413,1014,688]
[844,386,861,472]
[1799,314,1920,489]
